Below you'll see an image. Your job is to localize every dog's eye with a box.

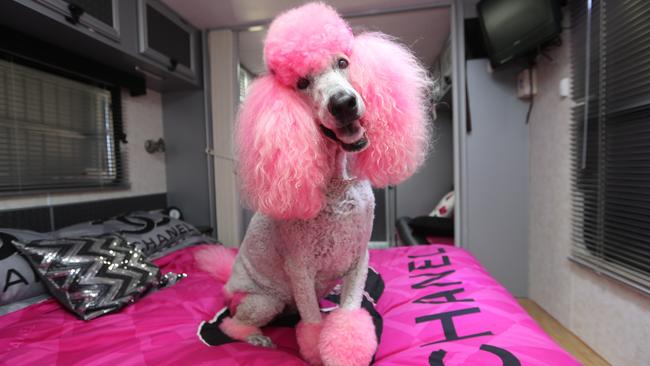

[297,78,310,90]
[337,58,349,69]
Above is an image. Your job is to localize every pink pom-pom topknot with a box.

[264,2,353,87]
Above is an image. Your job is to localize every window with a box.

[570,0,650,294]
[0,57,126,194]
[238,64,254,103]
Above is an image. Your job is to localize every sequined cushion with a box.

[12,234,178,320]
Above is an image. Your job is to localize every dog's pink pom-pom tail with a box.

[194,245,236,284]
[319,308,377,366]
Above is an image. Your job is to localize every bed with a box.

[0,241,581,366]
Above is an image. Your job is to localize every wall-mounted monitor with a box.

[477,0,561,67]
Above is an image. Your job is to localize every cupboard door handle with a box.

[168,58,178,72]
[65,4,85,25]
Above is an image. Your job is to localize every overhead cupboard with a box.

[34,0,121,43]
[4,0,201,89]
[137,0,199,81]
[0,0,213,225]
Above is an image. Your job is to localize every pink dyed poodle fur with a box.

[319,309,377,366]
[197,2,431,365]
[237,3,430,220]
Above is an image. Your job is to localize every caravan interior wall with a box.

[0,90,167,211]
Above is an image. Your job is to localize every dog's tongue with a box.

[335,120,366,144]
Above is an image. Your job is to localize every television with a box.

[477,0,561,68]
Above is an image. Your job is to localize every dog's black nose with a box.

[328,92,358,124]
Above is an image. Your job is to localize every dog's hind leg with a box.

[219,293,285,348]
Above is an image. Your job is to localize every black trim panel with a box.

[0,25,145,95]
[0,194,167,232]
[0,207,52,232]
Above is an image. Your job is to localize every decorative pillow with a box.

[429,190,455,218]
[13,234,184,320]
[0,229,50,305]
[57,211,211,259]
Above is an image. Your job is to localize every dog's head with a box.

[236,2,432,220]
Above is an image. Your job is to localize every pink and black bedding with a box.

[0,243,580,366]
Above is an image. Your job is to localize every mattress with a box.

[0,244,581,366]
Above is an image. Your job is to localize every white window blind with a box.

[0,57,126,194]
[238,65,254,103]
[570,0,650,294]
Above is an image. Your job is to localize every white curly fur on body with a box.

[226,152,374,326]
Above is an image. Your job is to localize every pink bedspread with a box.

[0,245,581,366]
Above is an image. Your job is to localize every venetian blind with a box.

[570,0,650,294]
[0,57,126,194]
[238,65,254,103]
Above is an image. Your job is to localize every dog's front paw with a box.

[319,308,377,366]
[219,317,261,341]
[296,321,324,365]
[246,334,276,348]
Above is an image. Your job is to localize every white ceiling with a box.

[163,0,451,75]
[163,0,452,29]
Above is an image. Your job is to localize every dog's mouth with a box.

[320,120,369,152]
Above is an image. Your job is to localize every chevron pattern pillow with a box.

[13,234,165,320]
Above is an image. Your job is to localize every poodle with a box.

[197,3,431,365]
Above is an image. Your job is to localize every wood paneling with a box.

[518,298,611,366]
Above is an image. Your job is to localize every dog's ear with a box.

[348,32,432,187]
[235,75,333,220]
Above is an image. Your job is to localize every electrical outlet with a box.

[517,67,537,99]
[559,77,570,98]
